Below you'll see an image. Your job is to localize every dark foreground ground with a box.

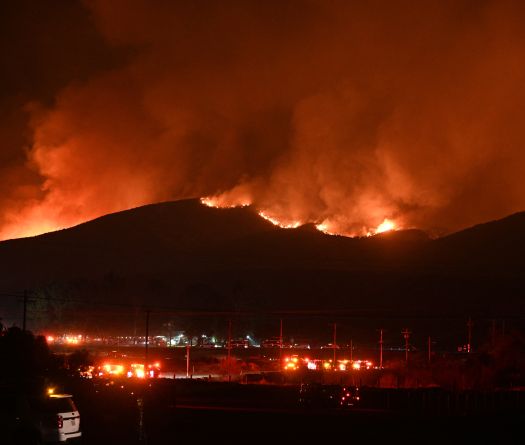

[64,379,523,445]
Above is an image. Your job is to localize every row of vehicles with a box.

[79,361,162,379]
[283,355,375,371]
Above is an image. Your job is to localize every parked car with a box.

[291,342,310,349]
[320,343,341,349]
[0,390,81,444]
[40,393,82,442]
[229,339,249,348]
[261,337,282,348]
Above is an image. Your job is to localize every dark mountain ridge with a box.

[0,199,524,324]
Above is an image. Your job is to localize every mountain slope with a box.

[0,199,523,321]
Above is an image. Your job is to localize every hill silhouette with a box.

[0,199,524,329]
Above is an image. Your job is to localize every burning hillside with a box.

[0,199,524,321]
[2,1,525,241]
[201,196,399,237]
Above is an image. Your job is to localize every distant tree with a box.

[219,356,243,377]
[0,327,57,390]
[490,330,525,388]
[67,349,93,372]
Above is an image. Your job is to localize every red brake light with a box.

[57,415,63,429]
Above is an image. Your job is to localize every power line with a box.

[2,291,525,322]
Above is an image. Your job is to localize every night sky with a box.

[2,0,525,240]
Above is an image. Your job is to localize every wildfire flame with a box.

[366,218,397,236]
[200,198,399,237]
[200,196,251,209]
[375,218,396,234]
[315,220,338,236]
[257,211,302,229]
[317,217,399,237]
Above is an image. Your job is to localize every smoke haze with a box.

[2,0,525,239]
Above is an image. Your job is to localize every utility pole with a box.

[22,290,28,332]
[427,336,431,363]
[133,308,138,345]
[166,321,173,348]
[227,319,232,383]
[145,310,150,368]
[332,323,337,364]
[379,329,384,369]
[401,328,411,363]
[467,316,473,353]
[491,319,496,349]
[279,318,283,359]
[186,344,190,378]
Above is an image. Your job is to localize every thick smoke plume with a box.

[2,0,525,239]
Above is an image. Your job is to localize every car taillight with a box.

[57,415,63,429]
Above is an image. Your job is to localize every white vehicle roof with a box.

[49,394,73,399]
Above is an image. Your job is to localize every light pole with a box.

[165,321,173,348]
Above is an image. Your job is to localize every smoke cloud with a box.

[2,0,525,239]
